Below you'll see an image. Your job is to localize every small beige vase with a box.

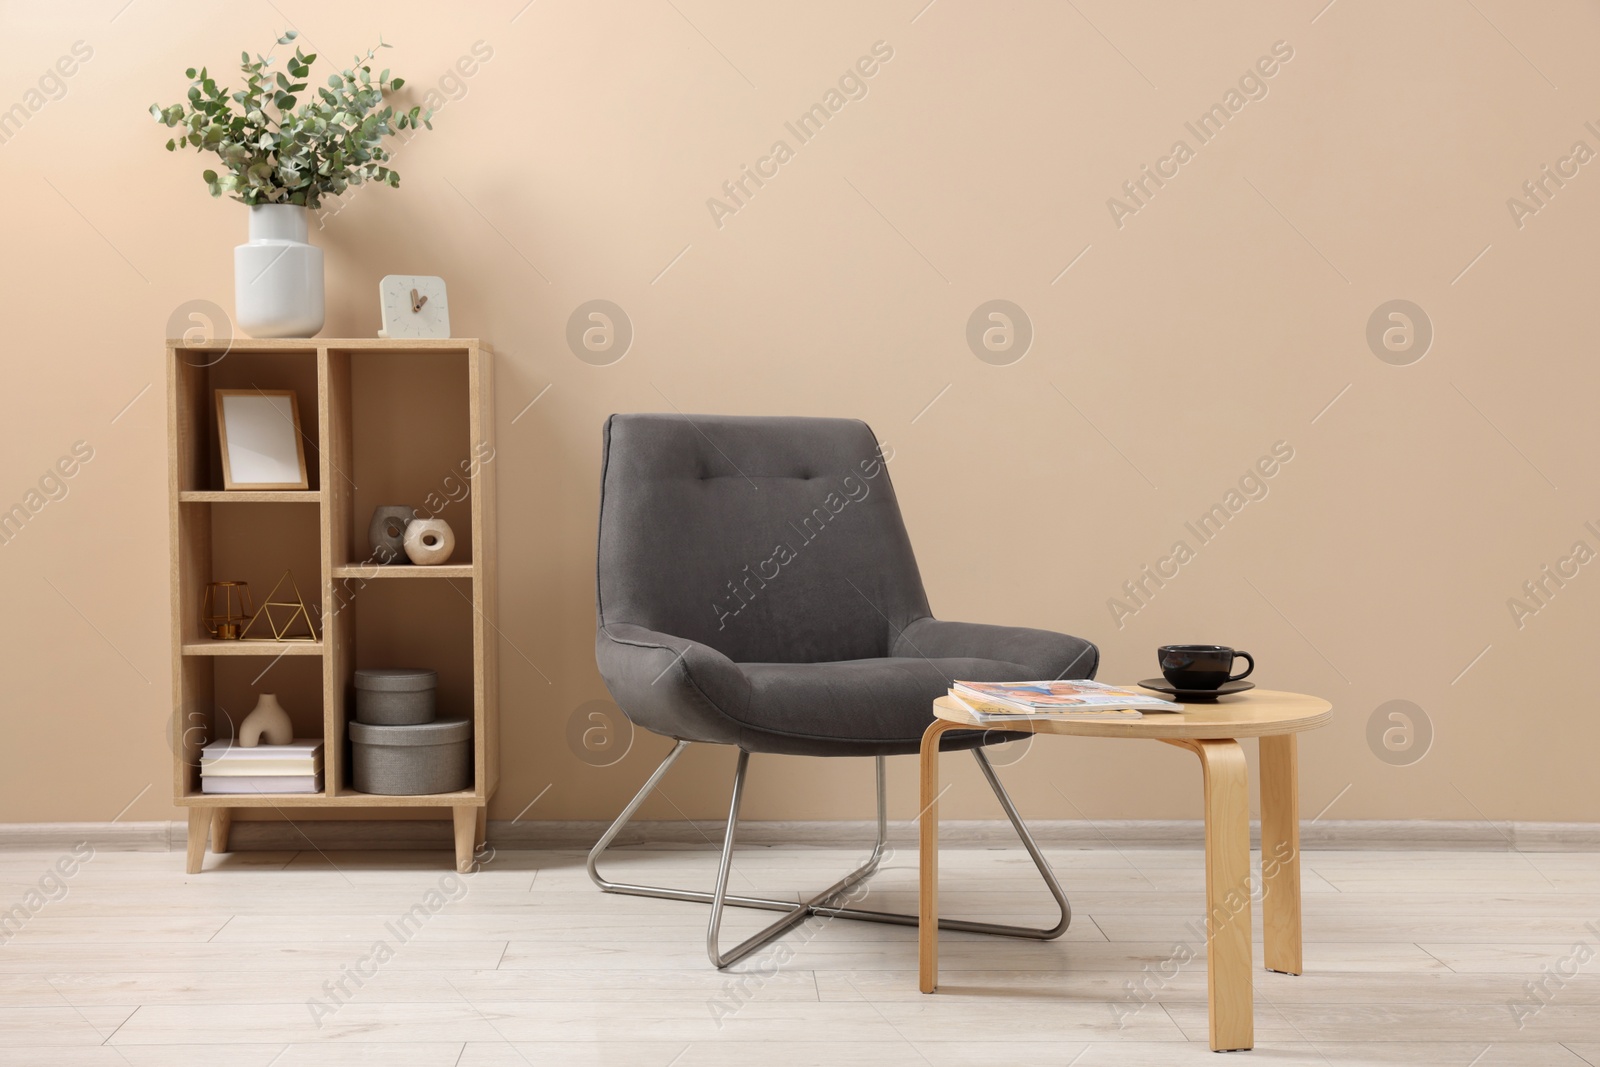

[238,693,294,747]
[404,518,456,565]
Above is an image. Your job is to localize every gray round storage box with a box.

[354,668,437,725]
[349,718,472,795]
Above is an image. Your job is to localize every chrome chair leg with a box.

[586,740,1071,969]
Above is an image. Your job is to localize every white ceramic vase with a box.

[404,518,456,565]
[235,204,324,338]
[238,693,294,747]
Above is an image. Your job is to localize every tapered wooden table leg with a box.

[184,809,210,874]
[453,806,478,874]
[918,719,953,993]
[210,808,233,854]
[1259,734,1303,975]
[1168,737,1253,1052]
[475,806,488,858]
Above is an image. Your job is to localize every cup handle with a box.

[1228,651,1255,682]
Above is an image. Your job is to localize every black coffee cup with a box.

[1159,645,1254,690]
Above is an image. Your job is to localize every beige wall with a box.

[3,1,1597,828]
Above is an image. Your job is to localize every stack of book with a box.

[949,679,1181,721]
[200,739,324,794]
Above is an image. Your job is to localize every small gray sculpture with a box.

[368,505,415,564]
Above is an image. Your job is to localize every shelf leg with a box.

[475,806,487,853]
[211,808,233,854]
[453,806,478,874]
[185,809,210,874]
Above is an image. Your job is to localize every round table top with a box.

[933,688,1331,740]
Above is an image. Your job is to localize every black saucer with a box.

[1137,678,1255,703]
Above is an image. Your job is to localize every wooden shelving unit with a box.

[167,338,499,873]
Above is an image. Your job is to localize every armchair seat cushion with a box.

[735,655,1039,757]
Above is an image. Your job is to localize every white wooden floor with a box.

[1,842,1597,1064]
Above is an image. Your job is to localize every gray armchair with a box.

[588,413,1099,966]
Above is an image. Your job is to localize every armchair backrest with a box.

[597,414,930,663]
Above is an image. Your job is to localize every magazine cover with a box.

[953,679,1180,710]
[947,692,1146,721]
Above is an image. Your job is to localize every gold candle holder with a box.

[202,581,253,640]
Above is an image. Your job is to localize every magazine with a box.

[948,691,1146,722]
[951,679,1181,719]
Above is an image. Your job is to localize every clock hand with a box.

[410,288,429,313]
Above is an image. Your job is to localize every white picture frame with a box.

[215,389,310,491]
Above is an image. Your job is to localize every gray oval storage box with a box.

[354,668,437,725]
[349,718,472,795]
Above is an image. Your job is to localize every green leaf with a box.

[390,76,404,90]
[185,67,196,79]
[202,168,218,183]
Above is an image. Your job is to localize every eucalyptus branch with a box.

[151,30,432,209]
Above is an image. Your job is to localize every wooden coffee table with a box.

[918,688,1332,1053]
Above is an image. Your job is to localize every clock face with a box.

[379,275,451,339]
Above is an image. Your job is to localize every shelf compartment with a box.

[172,348,322,494]
[171,655,325,800]
[335,578,481,797]
[341,349,476,569]
[176,500,323,647]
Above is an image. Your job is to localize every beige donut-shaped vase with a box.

[403,518,456,565]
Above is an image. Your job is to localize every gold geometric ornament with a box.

[239,569,319,642]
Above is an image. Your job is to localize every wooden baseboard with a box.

[0,822,175,852]
[2,819,1598,852]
